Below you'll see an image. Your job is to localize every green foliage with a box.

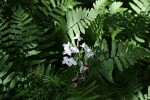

[38,0,80,21]
[0,51,20,99]
[89,39,150,82]
[67,0,127,45]
[0,0,150,100]
[0,6,38,58]
[87,10,150,49]
[66,7,98,45]
[93,0,109,12]
[67,81,99,100]
[23,64,66,100]
[93,0,127,14]
[131,85,150,100]
[19,64,99,100]
[109,1,127,14]
[129,0,150,15]
[87,67,142,99]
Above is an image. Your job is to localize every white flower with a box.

[63,42,72,56]
[79,61,88,73]
[63,49,72,56]
[62,56,77,67]
[63,42,80,55]
[63,42,70,48]
[70,47,79,53]
[73,34,83,41]
[80,43,94,58]
[80,43,88,50]
[68,58,77,66]
[80,43,86,48]
[86,48,94,58]
[62,56,68,65]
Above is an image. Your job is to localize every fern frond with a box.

[86,62,143,99]
[10,6,38,53]
[67,7,98,45]
[23,64,68,100]
[88,10,150,48]
[93,0,127,14]
[0,51,19,99]
[93,0,109,11]
[109,1,127,14]
[89,39,150,82]
[0,6,39,58]
[66,0,127,45]
[129,0,150,15]
[29,25,60,67]
[131,85,150,100]
[67,81,99,100]
[38,0,80,21]
[0,18,9,48]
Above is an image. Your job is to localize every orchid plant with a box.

[62,34,94,87]
[62,34,94,73]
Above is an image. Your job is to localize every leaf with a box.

[117,42,124,56]
[134,35,145,43]
[111,41,116,57]
[78,22,85,34]
[101,59,114,83]
[0,54,9,68]
[37,64,45,74]
[129,0,150,14]
[148,86,150,97]
[133,0,144,9]
[38,6,49,16]
[0,79,2,84]
[101,39,108,52]
[0,62,13,78]
[50,0,56,8]
[22,18,32,26]
[66,8,98,45]
[45,64,52,76]
[81,81,98,97]
[109,1,127,14]
[10,78,17,89]
[73,24,80,33]
[30,60,46,65]
[26,50,41,57]
[125,55,136,65]
[0,21,8,31]
[119,55,129,68]
[91,39,149,82]
[93,0,109,11]
[114,57,123,71]
[3,72,15,85]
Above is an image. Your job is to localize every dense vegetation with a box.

[0,0,150,99]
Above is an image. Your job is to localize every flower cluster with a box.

[62,34,94,73]
[62,56,77,67]
[63,42,79,56]
[80,43,94,58]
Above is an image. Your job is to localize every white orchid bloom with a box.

[62,56,77,67]
[70,46,79,53]
[68,58,77,66]
[86,48,94,58]
[73,34,83,41]
[80,43,94,58]
[62,56,69,64]
[63,42,72,56]
[80,43,89,50]
[63,42,80,55]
